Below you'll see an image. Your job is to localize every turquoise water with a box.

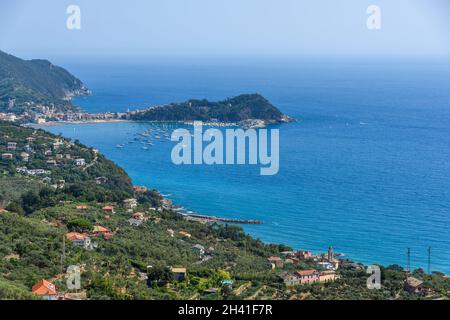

[48,58,450,273]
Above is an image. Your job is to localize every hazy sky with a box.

[1,0,449,59]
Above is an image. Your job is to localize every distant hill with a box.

[128,94,293,127]
[0,50,89,114]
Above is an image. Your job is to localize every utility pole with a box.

[61,235,66,274]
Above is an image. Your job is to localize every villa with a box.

[178,231,191,238]
[95,176,108,185]
[93,225,110,234]
[132,212,145,220]
[133,185,148,193]
[31,279,58,300]
[191,244,205,256]
[46,159,57,166]
[404,277,424,295]
[75,158,86,166]
[317,261,335,270]
[281,272,300,286]
[66,232,95,250]
[52,141,62,150]
[20,152,29,162]
[123,198,138,209]
[7,142,17,151]
[102,205,115,214]
[268,256,284,268]
[127,218,143,227]
[319,270,337,283]
[296,250,313,260]
[296,269,320,285]
[16,167,51,176]
[93,225,113,240]
[171,267,187,281]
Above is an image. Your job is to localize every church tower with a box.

[327,246,334,262]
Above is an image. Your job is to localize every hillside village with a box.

[0,121,449,300]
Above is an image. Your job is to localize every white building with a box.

[75,158,86,166]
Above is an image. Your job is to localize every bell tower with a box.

[327,246,334,262]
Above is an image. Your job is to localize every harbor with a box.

[180,212,263,225]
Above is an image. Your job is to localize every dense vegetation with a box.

[0,121,448,300]
[0,50,88,114]
[0,121,133,209]
[128,94,291,124]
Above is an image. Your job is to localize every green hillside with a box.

[128,94,293,125]
[0,50,88,114]
[0,121,448,300]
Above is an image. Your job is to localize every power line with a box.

[61,235,66,274]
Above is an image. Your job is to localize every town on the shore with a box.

[0,103,126,124]
[0,102,270,129]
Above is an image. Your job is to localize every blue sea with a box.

[47,57,450,273]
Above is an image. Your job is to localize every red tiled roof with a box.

[296,269,318,277]
[133,212,145,218]
[268,256,282,261]
[65,232,88,241]
[32,279,57,295]
[93,226,109,233]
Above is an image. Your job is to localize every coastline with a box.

[24,117,295,129]
[24,119,236,127]
[36,119,443,273]
[24,119,134,127]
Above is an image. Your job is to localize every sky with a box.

[0,0,449,59]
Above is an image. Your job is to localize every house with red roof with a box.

[93,226,113,240]
[66,232,95,250]
[296,250,313,260]
[132,212,146,220]
[296,269,320,285]
[32,279,58,300]
[93,226,109,234]
[268,256,284,268]
[102,205,115,214]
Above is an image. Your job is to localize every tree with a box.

[147,265,171,287]
[20,191,40,215]
[5,201,24,215]
[68,218,93,232]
